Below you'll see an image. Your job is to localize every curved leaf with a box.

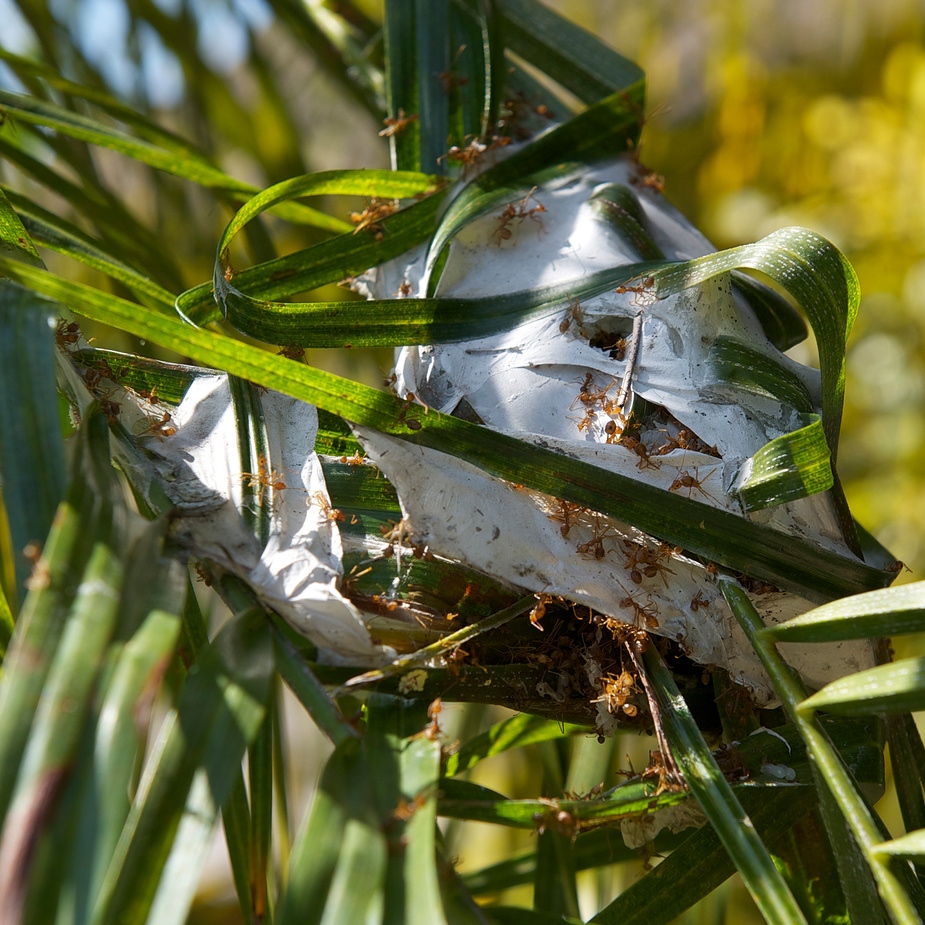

[495,0,645,106]
[443,713,584,778]
[5,189,175,311]
[765,582,925,643]
[641,644,808,925]
[590,785,819,925]
[731,271,808,351]
[0,258,894,604]
[870,829,925,861]
[709,336,815,412]
[0,89,346,231]
[799,658,925,716]
[650,226,858,462]
[179,179,447,329]
[734,414,833,512]
[209,168,445,322]
[720,577,922,923]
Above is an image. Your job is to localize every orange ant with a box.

[656,540,683,560]
[733,572,779,595]
[614,275,654,294]
[443,644,475,677]
[277,343,305,361]
[310,490,345,522]
[83,367,105,392]
[436,45,469,93]
[100,396,121,424]
[438,135,510,176]
[349,198,399,239]
[397,392,427,431]
[379,108,419,138]
[640,171,665,194]
[593,669,638,716]
[380,517,413,552]
[496,91,556,140]
[55,319,82,351]
[606,336,628,362]
[370,593,399,612]
[547,499,586,537]
[669,467,718,502]
[559,293,589,337]
[655,427,694,456]
[690,590,709,612]
[137,410,176,440]
[641,749,682,796]
[575,407,597,433]
[440,138,487,172]
[98,358,119,379]
[492,189,544,243]
[492,187,546,245]
[571,373,617,410]
[422,697,443,740]
[603,408,632,437]
[656,427,720,458]
[395,793,427,821]
[394,279,413,297]
[576,515,616,560]
[620,594,660,629]
[621,540,674,586]
[339,451,366,467]
[530,593,552,630]
[620,436,659,470]
[135,385,160,405]
[614,275,656,303]
[244,454,288,494]
[532,801,578,838]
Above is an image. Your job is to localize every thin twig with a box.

[616,309,644,410]
[339,595,535,692]
[625,637,684,788]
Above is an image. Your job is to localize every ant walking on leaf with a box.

[669,467,718,503]
[435,45,469,94]
[349,198,399,239]
[277,343,306,362]
[379,108,419,137]
[492,187,546,245]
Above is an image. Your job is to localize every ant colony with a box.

[353,145,875,719]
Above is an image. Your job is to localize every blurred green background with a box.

[577,0,925,578]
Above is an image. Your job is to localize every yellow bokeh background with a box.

[555,0,925,578]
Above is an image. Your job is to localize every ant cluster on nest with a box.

[56,317,182,437]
